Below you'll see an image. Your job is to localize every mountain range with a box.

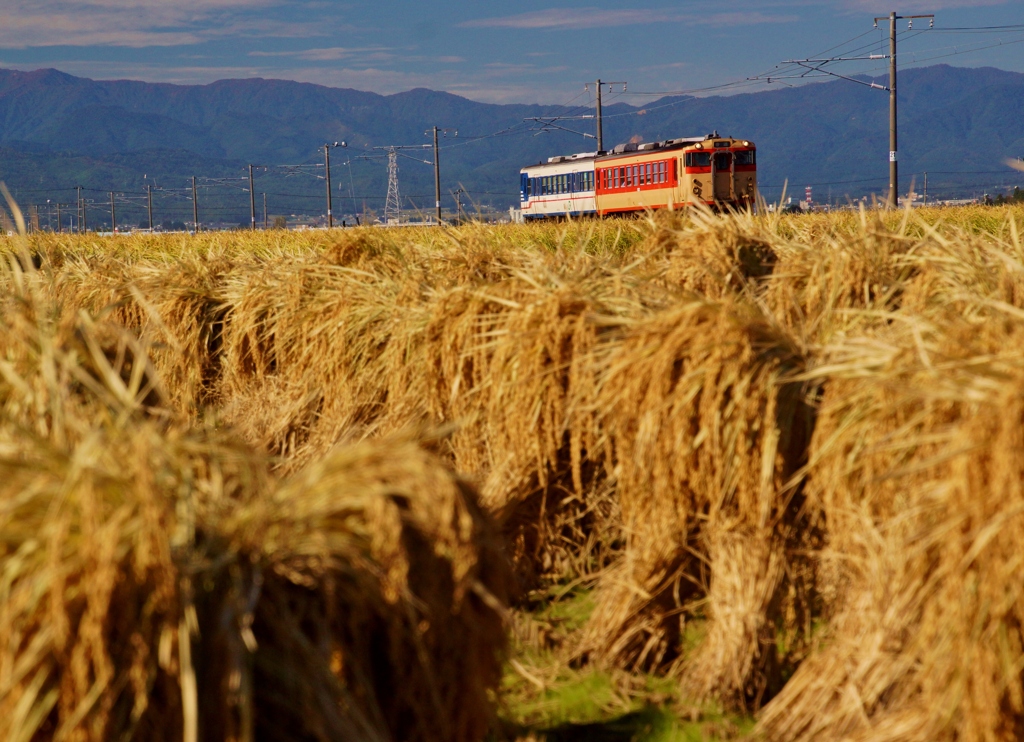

[1,64,1022,224]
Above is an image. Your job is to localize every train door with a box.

[712,151,733,202]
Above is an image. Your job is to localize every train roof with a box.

[521,131,754,170]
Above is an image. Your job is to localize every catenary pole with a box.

[249,165,256,230]
[56,202,61,233]
[433,126,441,224]
[595,79,603,152]
[874,11,932,207]
[192,176,199,234]
[324,145,334,228]
[147,184,153,231]
[889,12,898,208]
[263,193,268,229]
[110,192,116,232]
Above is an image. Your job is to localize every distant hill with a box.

[1,64,1022,224]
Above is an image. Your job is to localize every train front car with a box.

[594,134,756,215]
[520,153,597,220]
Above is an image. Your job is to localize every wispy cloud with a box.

[459,8,796,30]
[841,0,1008,11]
[0,0,333,48]
[250,47,395,62]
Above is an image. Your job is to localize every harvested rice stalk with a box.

[764,207,917,344]
[759,317,1024,741]
[637,207,776,299]
[0,255,511,742]
[581,299,814,708]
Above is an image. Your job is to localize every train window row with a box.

[683,150,755,169]
[526,171,595,197]
[598,160,670,190]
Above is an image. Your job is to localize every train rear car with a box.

[520,152,597,219]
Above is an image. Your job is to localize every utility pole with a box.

[875,11,933,207]
[56,202,61,233]
[76,186,84,233]
[887,11,898,208]
[248,165,256,230]
[923,172,928,205]
[432,126,441,224]
[192,176,199,234]
[591,80,626,153]
[147,184,153,231]
[426,127,457,225]
[263,193,268,229]
[325,145,334,228]
[110,192,116,232]
[322,142,346,228]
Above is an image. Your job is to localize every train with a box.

[519,132,756,219]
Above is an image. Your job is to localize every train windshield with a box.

[685,152,711,168]
[735,150,756,166]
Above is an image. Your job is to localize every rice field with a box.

[4,195,1024,741]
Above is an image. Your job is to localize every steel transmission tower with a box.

[384,148,401,224]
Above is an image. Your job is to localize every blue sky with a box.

[1,1,1023,103]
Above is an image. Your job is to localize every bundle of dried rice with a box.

[636,207,776,299]
[580,298,814,708]
[0,249,511,742]
[758,316,1024,741]
[900,213,1024,320]
[48,248,238,415]
[764,207,917,343]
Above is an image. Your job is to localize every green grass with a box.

[500,586,753,741]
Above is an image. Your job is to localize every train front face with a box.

[681,138,757,209]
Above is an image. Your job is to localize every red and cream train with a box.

[519,133,756,218]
